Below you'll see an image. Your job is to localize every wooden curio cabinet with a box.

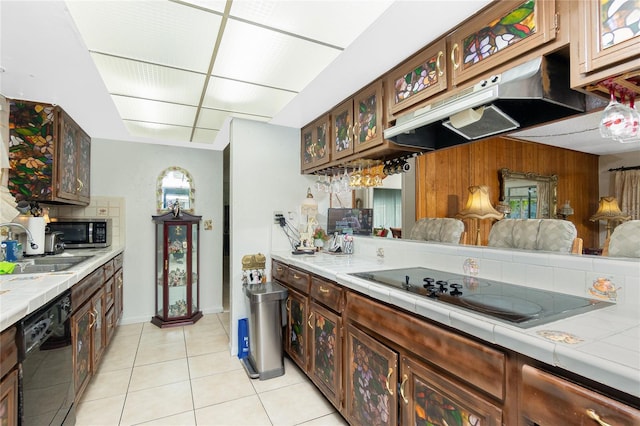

[8,100,91,205]
[301,114,331,172]
[400,355,502,425]
[152,210,202,328]
[386,39,448,118]
[447,0,557,87]
[285,287,309,371]
[345,324,398,426]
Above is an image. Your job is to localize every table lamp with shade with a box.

[589,196,630,240]
[456,185,504,245]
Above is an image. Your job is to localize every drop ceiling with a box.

[1,0,639,156]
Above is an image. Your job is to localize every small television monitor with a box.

[327,208,373,236]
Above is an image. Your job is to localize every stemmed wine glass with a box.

[618,93,640,143]
[599,86,628,139]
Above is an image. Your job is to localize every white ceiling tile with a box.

[176,0,227,14]
[112,96,197,127]
[213,19,341,91]
[229,0,393,48]
[90,54,206,105]
[66,1,222,72]
[202,77,296,117]
[192,128,219,143]
[124,121,193,142]
[197,108,269,130]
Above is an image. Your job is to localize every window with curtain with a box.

[373,188,402,229]
[615,169,640,220]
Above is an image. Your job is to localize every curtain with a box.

[615,170,640,220]
[536,183,549,218]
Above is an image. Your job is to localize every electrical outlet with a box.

[274,211,284,224]
[203,219,213,230]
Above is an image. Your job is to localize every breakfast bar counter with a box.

[272,239,640,401]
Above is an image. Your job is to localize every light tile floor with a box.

[76,313,348,426]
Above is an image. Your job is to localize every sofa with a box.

[488,219,581,254]
[407,218,466,244]
[603,220,640,258]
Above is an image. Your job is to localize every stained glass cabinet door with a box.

[353,80,385,154]
[331,98,355,161]
[309,302,342,408]
[345,324,398,426]
[447,0,557,87]
[151,210,202,328]
[577,0,640,75]
[400,355,503,426]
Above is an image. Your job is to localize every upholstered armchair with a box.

[488,219,582,254]
[602,220,640,258]
[408,218,466,244]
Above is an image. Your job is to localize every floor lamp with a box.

[457,185,504,245]
[589,196,630,240]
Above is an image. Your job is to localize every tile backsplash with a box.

[46,196,126,247]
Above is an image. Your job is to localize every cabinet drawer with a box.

[311,277,343,313]
[521,365,640,425]
[286,268,310,294]
[346,291,505,400]
[0,327,17,378]
[104,276,115,310]
[272,260,288,282]
[72,268,104,310]
[103,260,115,280]
[113,253,124,271]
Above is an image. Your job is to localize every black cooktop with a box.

[350,267,613,328]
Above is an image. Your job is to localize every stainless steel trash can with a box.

[242,281,288,380]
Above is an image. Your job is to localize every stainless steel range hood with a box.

[384,55,587,150]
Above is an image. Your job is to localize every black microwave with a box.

[47,218,112,248]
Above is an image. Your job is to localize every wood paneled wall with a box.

[415,137,600,248]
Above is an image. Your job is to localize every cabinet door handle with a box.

[319,286,330,294]
[586,409,612,426]
[386,367,394,395]
[118,276,123,288]
[76,178,84,192]
[308,313,314,330]
[400,374,409,404]
[286,298,291,312]
[451,43,460,70]
[436,51,444,76]
[88,311,96,329]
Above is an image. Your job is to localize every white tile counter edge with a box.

[272,249,640,400]
[0,246,125,332]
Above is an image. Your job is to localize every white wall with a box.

[91,139,224,324]
[228,119,319,355]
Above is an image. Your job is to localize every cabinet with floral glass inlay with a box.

[572,0,640,89]
[301,114,331,172]
[308,277,344,409]
[0,327,18,426]
[385,39,448,119]
[331,79,386,161]
[8,99,91,205]
[447,0,558,87]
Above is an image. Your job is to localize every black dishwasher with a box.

[18,290,75,425]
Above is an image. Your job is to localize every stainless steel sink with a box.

[11,255,94,274]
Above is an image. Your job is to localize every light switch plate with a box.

[204,219,213,230]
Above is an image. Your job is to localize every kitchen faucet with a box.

[0,223,39,250]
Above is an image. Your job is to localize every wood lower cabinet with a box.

[309,301,342,408]
[284,287,309,372]
[520,364,640,425]
[345,323,398,426]
[72,285,105,401]
[401,355,502,426]
[71,255,124,402]
[0,327,18,426]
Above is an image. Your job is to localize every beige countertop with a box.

[0,246,124,332]
[272,250,640,400]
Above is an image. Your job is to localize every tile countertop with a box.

[271,250,640,400]
[0,246,124,333]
